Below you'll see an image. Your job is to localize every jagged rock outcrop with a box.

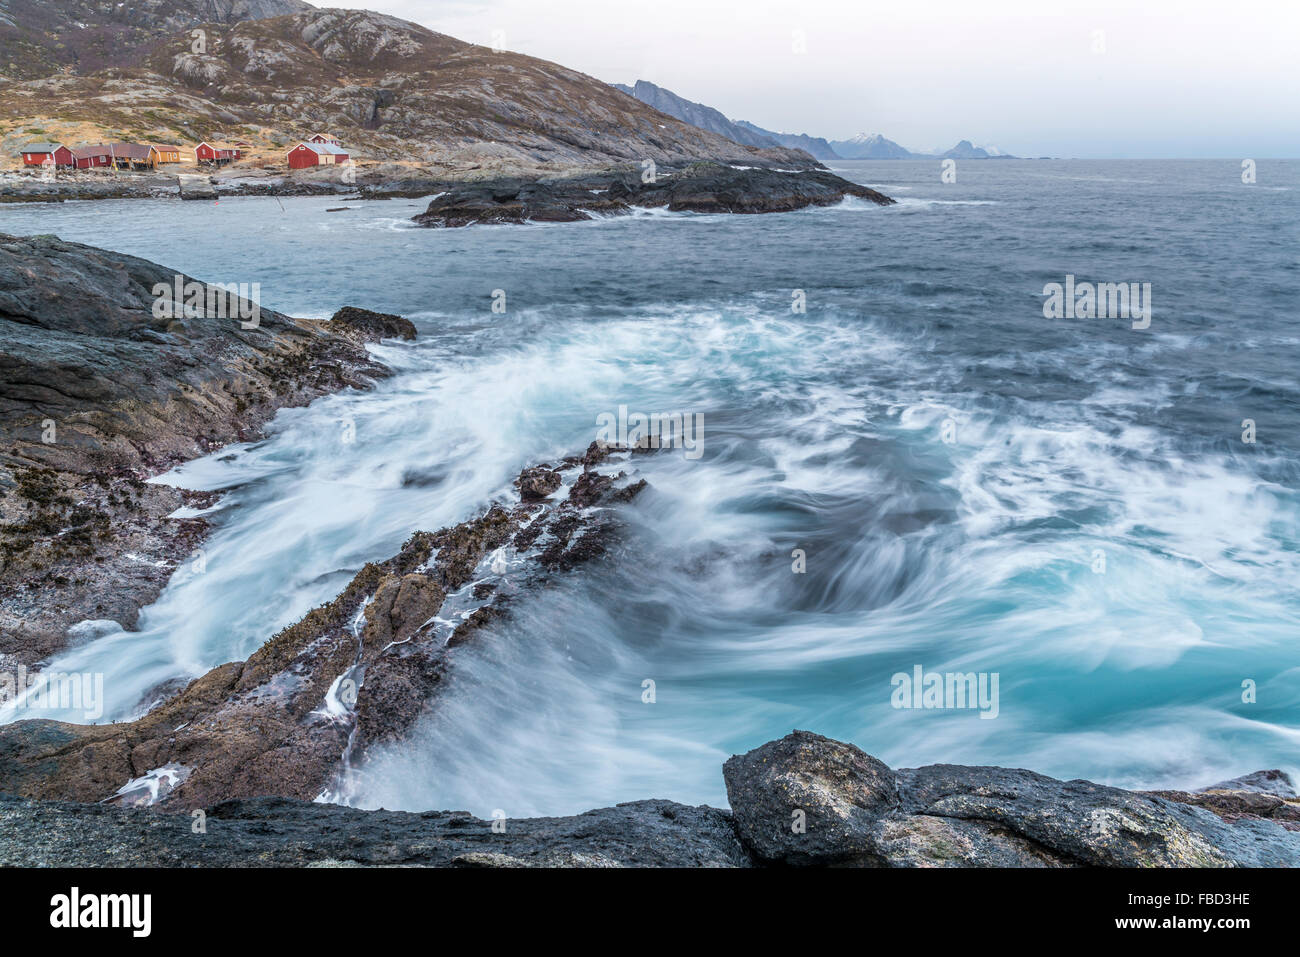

[1,729,1294,867]
[413,164,894,228]
[723,731,1300,867]
[0,443,652,808]
[0,234,413,669]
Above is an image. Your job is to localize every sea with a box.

[1,158,1297,816]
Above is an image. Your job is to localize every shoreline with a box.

[0,160,890,219]
[1,731,1296,867]
[0,234,417,674]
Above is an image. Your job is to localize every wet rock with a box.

[1145,769,1300,831]
[515,466,562,501]
[0,234,409,669]
[723,730,898,865]
[0,795,750,867]
[0,452,652,808]
[329,306,417,342]
[722,731,1300,867]
[413,164,893,228]
[4,728,1296,867]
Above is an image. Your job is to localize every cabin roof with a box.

[293,141,348,155]
[20,142,64,153]
[109,143,153,160]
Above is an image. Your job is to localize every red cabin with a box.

[287,142,349,169]
[70,145,115,169]
[20,143,74,168]
[307,132,340,145]
[195,142,241,165]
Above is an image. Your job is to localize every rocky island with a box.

[410,164,894,228]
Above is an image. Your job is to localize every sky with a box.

[369,0,1299,158]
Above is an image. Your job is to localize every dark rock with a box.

[1201,769,1297,797]
[413,165,893,228]
[0,454,652,808]
[722,731,1300,867]
[4,728,1295,867]
[329,306,417,342]
[0,794,750,867]
[0,234,409,669]
[515,466,562,501]
[723,730,898,865]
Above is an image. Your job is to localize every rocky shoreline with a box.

[0,234,416,673]
[2,232,1293,871]
[412,164,894,227]
[0,442,655,808]
[0,162,893,224]
[1,731,1296,867]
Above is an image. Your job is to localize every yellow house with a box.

[148,144,182,164]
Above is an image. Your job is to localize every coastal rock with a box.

[722,730,898,865]
[412,164,893,228]
[0,795,750,867]
[0,233,411,669]
[1143,769,1300,831]
[515,466,562,502]
[328,305,417,342]
[723,730,1300,867]
[2,728,1296,867]
[0,452,653,807]
[176,173,218,200]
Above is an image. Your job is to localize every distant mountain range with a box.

[732,121,840,162]
[830,134,1013,160]
[613,80,1015,160]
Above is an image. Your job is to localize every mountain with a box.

[829,132,915,159]
[829,133,1017,160]
[0,8,818,174]
[938,139,1013,159]
[0,0,312,78]
[612,80,779,150]
[733,121,840,162]
[612,79,839,161]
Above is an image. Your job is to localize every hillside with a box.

[0,0,311,78]
[0,7,818,176]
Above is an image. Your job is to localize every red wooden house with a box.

[20,143,74,167]
[287,142,349,169]
[195,142,242,165]
[70,145,116,169]
[307,132,340,145]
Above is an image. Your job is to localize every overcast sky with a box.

[372,0,1299,158]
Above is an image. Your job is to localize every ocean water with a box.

[1,159,1297,816]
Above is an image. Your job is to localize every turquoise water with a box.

[1,159,1297,815]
